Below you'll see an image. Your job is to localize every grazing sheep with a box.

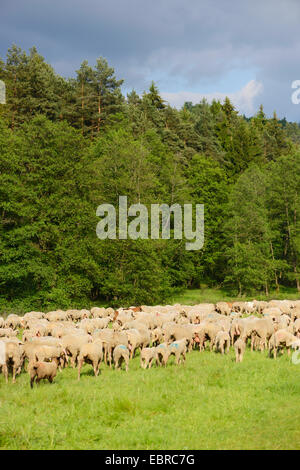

[29,361,58,388]
[293,318,300,337]
[113,345,129,372]
[151,327,163,346]
[269,329,300,359]
[216,302,231,316]
[103,331,129,367]
[247,318,275,351]
[156,343,170,367]
[140,347,157,369]
[167,338,188,365]
[23,343,66,370]
[125,328,150,359]
[2,341,24,383]
[0,328,18,338]
[3,299,300,387]
[77,340,103,380]
[234,338,246,363]
[4,314,23,330]
[193,322,222,352]
[61,334,92,368]
[90,307,107,318]
[215,331,230,354]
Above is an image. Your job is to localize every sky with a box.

[1,0,300,120]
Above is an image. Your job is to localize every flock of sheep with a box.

[1,299,300,387]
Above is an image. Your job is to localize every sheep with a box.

[155,343,170,367]
[113,344,129,372]
[2,341,24,383]
[23,343,67,370]
[293,318,300,337]
[234,338,246,363]
[45,310,68,322]
[4,314,23,330]
[140,347,157,369]
[269,329,300,359]
[216,302,231,316]
[151,327,163,346]
[90,307,107,318]
[77,340,103,379]
[167,338,188,365]
[215,331,230,354]
[61,334,92,368]
[29,361,58,388]
[0,328,18,338]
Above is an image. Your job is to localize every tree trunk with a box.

[81,82,84,136]
[265,282,269,296]
[97,94,101,133]
[11,73,17,131]
[270,241,279,292]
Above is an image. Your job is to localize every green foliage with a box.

[0,115,99,309]
[0,44,300,310]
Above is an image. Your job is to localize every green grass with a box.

[170,287,300,306]
[1,348,300,450]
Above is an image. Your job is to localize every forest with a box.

[0,45,299,311]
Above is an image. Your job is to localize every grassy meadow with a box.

[171,287,300,306]
[0,346,300,450]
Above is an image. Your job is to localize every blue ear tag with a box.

[120,345,127,350]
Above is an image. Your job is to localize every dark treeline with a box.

[0,45,299,310]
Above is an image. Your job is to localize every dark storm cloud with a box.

[1,0,300,119]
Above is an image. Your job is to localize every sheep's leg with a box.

[70,355,76,369]
[3,365,8,384]
[77,360,83,380]
[30,375,35,388]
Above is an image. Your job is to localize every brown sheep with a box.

[29,361,58,388]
